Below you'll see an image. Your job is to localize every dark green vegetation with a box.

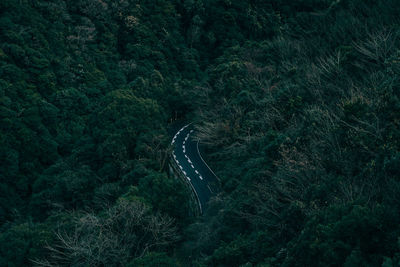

[0,0,399,266]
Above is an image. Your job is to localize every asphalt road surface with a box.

[171,124,219,214]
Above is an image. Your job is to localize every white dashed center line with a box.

[173,125,208,187]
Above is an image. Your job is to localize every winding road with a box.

[171,124,219,214]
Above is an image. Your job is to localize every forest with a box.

[0,0,400,266]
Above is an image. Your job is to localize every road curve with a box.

[171,124,219,214]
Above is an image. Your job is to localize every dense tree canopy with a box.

[0,0,399,266]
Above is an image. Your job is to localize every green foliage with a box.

[139,171,191,222]
[1,0,400,266]
[0,222,53,267]
[184,0,400,265]
[127,252,177,267]
[282,204,398,266]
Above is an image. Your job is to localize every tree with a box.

[36,199,178,266]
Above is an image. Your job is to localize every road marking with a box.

[172,124,212,215]
[173,125,202,214]
[171,123,192,148]
[171,136,177,145]
[207,184,213,193]
[196,140,220,181]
